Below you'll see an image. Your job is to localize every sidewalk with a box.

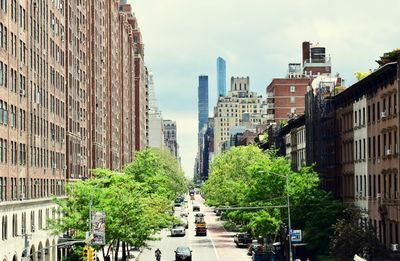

[96,246,142,261]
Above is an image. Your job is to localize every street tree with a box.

[202,145,343,256]
[330,206,382,261]
[51,148,186,261]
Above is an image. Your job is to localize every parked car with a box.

[193,205,200,211]
[247,243,263,256]
[234,232,252,247]
[171,225,186,237]
[180,211,189,217]
[216,209,223,216]
[175,246,192,261]
[174,202,182,207]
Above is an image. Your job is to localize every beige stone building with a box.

[213,77,265,155]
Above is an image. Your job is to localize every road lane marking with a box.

[208,230,220,261]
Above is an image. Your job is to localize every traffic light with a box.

[82,246,89,261]
[88,247,95,261]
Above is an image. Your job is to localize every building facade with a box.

[266,77,311,123]
[217,57,226,97]
[266,41,334,123]
[132,17,148,151]
[213,77,265,155]
[0,0,147,259]
[148,72,165,149]
[198,75,209,134]
[163,120,179,160]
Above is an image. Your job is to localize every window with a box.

[354,111,357,125]
[30,211,35,232]
[2,215,7,240]
[38,210,42,230]
[290,86,295,92]
[367,105,370,123]
[21,212,26,234]
[12,214,17,237]
[362,108,365,125]
[372,103,376,122]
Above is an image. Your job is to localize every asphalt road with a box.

[138,195,250,261]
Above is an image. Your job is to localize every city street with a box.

[139,195,250,261]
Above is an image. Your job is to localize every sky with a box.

[128,0,400,178]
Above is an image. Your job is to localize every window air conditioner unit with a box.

[61,139,65,144]
[52,164,56,169]
[381,111,387,118]
[387,149,392,156]
[63,165,67,170]
[391,244,399,251]
[19,89,25,96]
[376,193,382,198]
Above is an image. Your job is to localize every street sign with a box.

[92,211,106,245]
[290,229,302,243]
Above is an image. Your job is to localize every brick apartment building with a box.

[267,77,311,122]
[335,61,400,248]
[274,60,400,250]
[266,41,333,123]
[0,0,148,259]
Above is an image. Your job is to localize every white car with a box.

[171,225,186,237]
[180,211,189,217]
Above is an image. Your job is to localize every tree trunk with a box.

[122,241,126,260]
[115,239,120,261]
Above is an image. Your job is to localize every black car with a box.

[175,246,192,261]
[247,243,263,255]
[192,205,200,211]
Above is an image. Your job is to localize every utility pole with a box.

[286,174,293,261]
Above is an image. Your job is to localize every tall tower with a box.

[217,57,226,97]
[198,76,209,133]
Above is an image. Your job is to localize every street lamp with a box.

[258,170,293,261]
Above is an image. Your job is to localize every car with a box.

[175,246,192,261]
[216,209,223,216]
[194,213,205,223]
[171,225,186,237]
[247,243,263,256]
[180,211,189,217]
[174,202,182,207]
[192,205,200,211]
[234,232,252,247]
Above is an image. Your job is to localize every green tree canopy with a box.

[202,145,342,256]
[51,148,186,260]
[330,206,382,261]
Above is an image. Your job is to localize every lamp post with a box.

[259,170,293,261]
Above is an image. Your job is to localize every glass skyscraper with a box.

[198,75,209,133]
[217,57,226,97]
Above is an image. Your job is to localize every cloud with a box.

[129,0,400,176]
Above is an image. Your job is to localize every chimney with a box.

[302,41,310,65]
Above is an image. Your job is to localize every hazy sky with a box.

[128,0,400,178]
